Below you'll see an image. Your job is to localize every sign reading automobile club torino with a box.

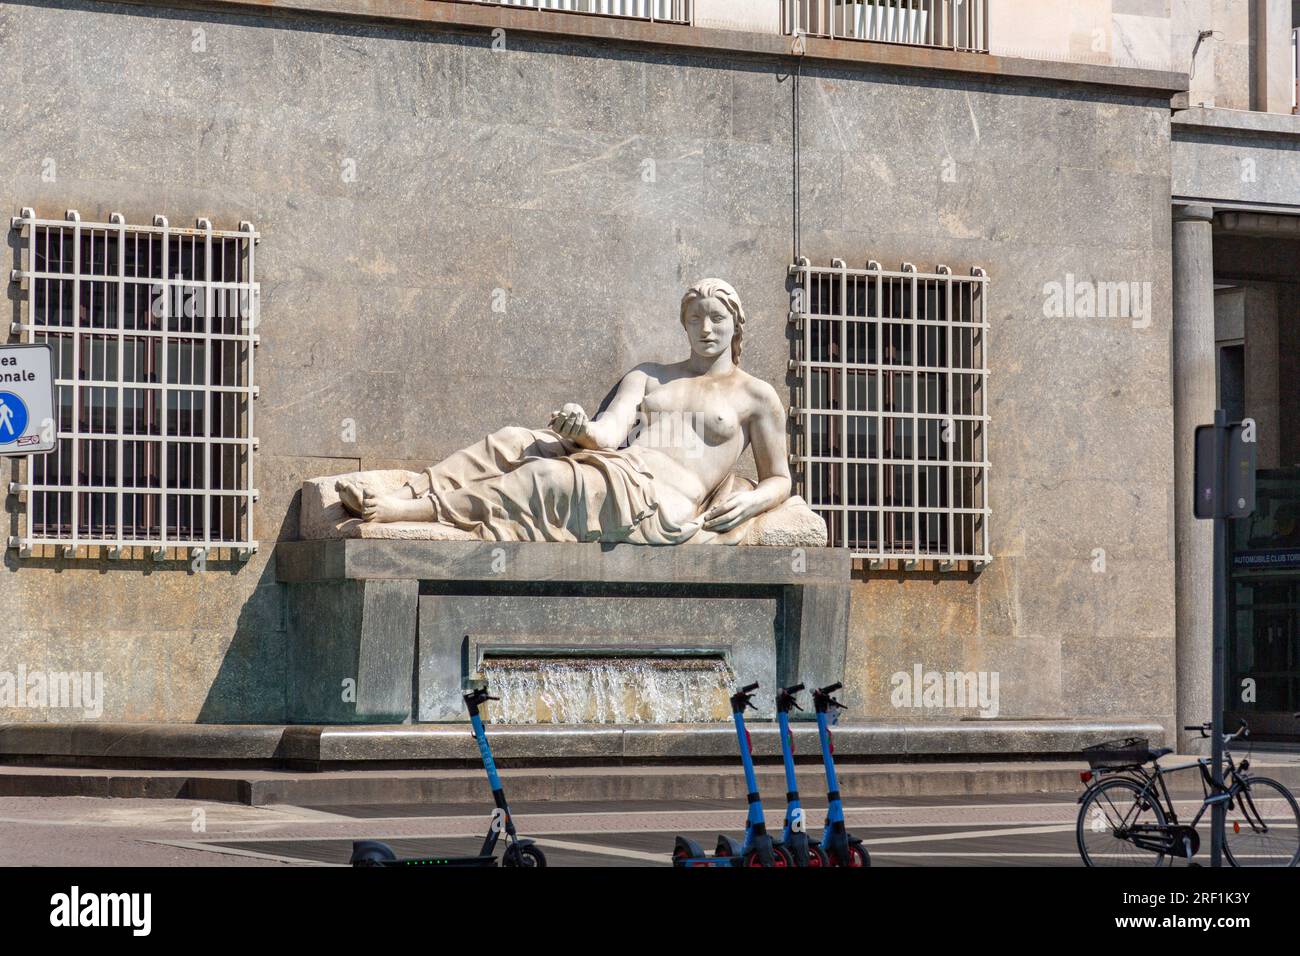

[0,343,56,455]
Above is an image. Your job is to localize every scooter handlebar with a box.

[819,682,843,695]
[730,683,761,713]
[775,684,805,713]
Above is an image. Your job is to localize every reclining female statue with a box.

[335,278,798,545]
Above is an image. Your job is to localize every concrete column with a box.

[1172,204,1216,753]
[1253,0,1294,114]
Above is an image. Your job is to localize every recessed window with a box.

[8,209,259,559]
[783,1,990,53]
[456,0,691,22]
[789,257,990,568]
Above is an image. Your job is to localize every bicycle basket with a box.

[1082,737,1150,770]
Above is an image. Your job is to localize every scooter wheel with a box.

[743,848,787,868]
[846,844,870,868]
[807,846,829,867]
[502,845,547,868]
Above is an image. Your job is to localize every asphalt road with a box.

[0,792,1141,866]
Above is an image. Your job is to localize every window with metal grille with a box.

[789,257,989,568]
[783,1,990,54]
[7,209,259,559]
[453,0,692,22]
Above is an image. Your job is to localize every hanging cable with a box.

[791,29,806,264]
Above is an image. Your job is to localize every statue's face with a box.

[682,297,734,360]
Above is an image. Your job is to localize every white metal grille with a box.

[789,257,990,567]
[454,0,692,22]
[783,0,989,54]
[7,209,259,559]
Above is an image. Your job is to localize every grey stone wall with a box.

[1173,109,1300,207]
[0,1,1176,732]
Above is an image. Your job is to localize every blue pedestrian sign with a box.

[0,343,56,456]
[0,392,29,444]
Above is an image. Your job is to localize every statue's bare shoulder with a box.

[628,361,678,388]
[735,368,786,424]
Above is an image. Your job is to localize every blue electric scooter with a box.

[811,682,870,867]
[672,683,787,867]
[774,683,825,867]
[350,680,546,867]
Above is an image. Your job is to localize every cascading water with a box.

[480,656,736,724]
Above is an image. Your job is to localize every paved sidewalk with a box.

[5,752,1296,866]
[0,791,1200,867]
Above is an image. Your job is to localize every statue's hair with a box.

[680,278,746,365]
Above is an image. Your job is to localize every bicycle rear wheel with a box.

[1077,777,1167,867]
[1223,776,1300,867]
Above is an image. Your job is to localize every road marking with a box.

[144,839,339,866]
[870,851,1081,858]
[862,824,1076,846]
[531,837,668,863]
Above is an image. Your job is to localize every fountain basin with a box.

[481,651,736,724]
[277,540,852,724]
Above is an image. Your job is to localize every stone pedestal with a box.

[275,540,852,724]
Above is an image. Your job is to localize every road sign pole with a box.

[1194,409,1256,868]
[1210,408,1226,868]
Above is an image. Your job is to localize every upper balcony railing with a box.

[784,0,989,54]
[451,0,693,23]
[1292,27,1298,113]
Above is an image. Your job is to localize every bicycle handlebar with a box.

[1184,719,1249,741]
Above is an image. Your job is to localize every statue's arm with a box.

[747,382,793,510]
[703,382,792,532]
[576,368,649,450]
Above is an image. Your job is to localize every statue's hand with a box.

[703,490,765,532]
[549,403,598,447]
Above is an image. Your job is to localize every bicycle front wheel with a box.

[1223,776,1300,867]
[1077,777,1167,867]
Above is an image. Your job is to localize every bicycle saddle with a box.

[1147,747,1173,761]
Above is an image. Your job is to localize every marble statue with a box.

[305,279,826,546]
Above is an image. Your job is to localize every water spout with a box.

[481,656,735,724]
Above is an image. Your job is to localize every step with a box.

[0,719,1166,769]
[3,755,1296,806]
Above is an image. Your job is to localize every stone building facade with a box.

[0,0,1295,753]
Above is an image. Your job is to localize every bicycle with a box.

[1075,719,1300,867]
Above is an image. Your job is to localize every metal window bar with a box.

[1293,27,1299,114]
[451,0,693,23]
[783,0,988,53]
[788,257,990,566]
[8,209,260,558]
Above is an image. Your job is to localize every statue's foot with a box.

[336,477,431,523]
[335,478,369,519]
[364,492,417,523]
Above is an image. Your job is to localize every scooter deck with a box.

[372,855,497,867]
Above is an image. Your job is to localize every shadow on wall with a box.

[196,555,287,723]
[196,488,302,723]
